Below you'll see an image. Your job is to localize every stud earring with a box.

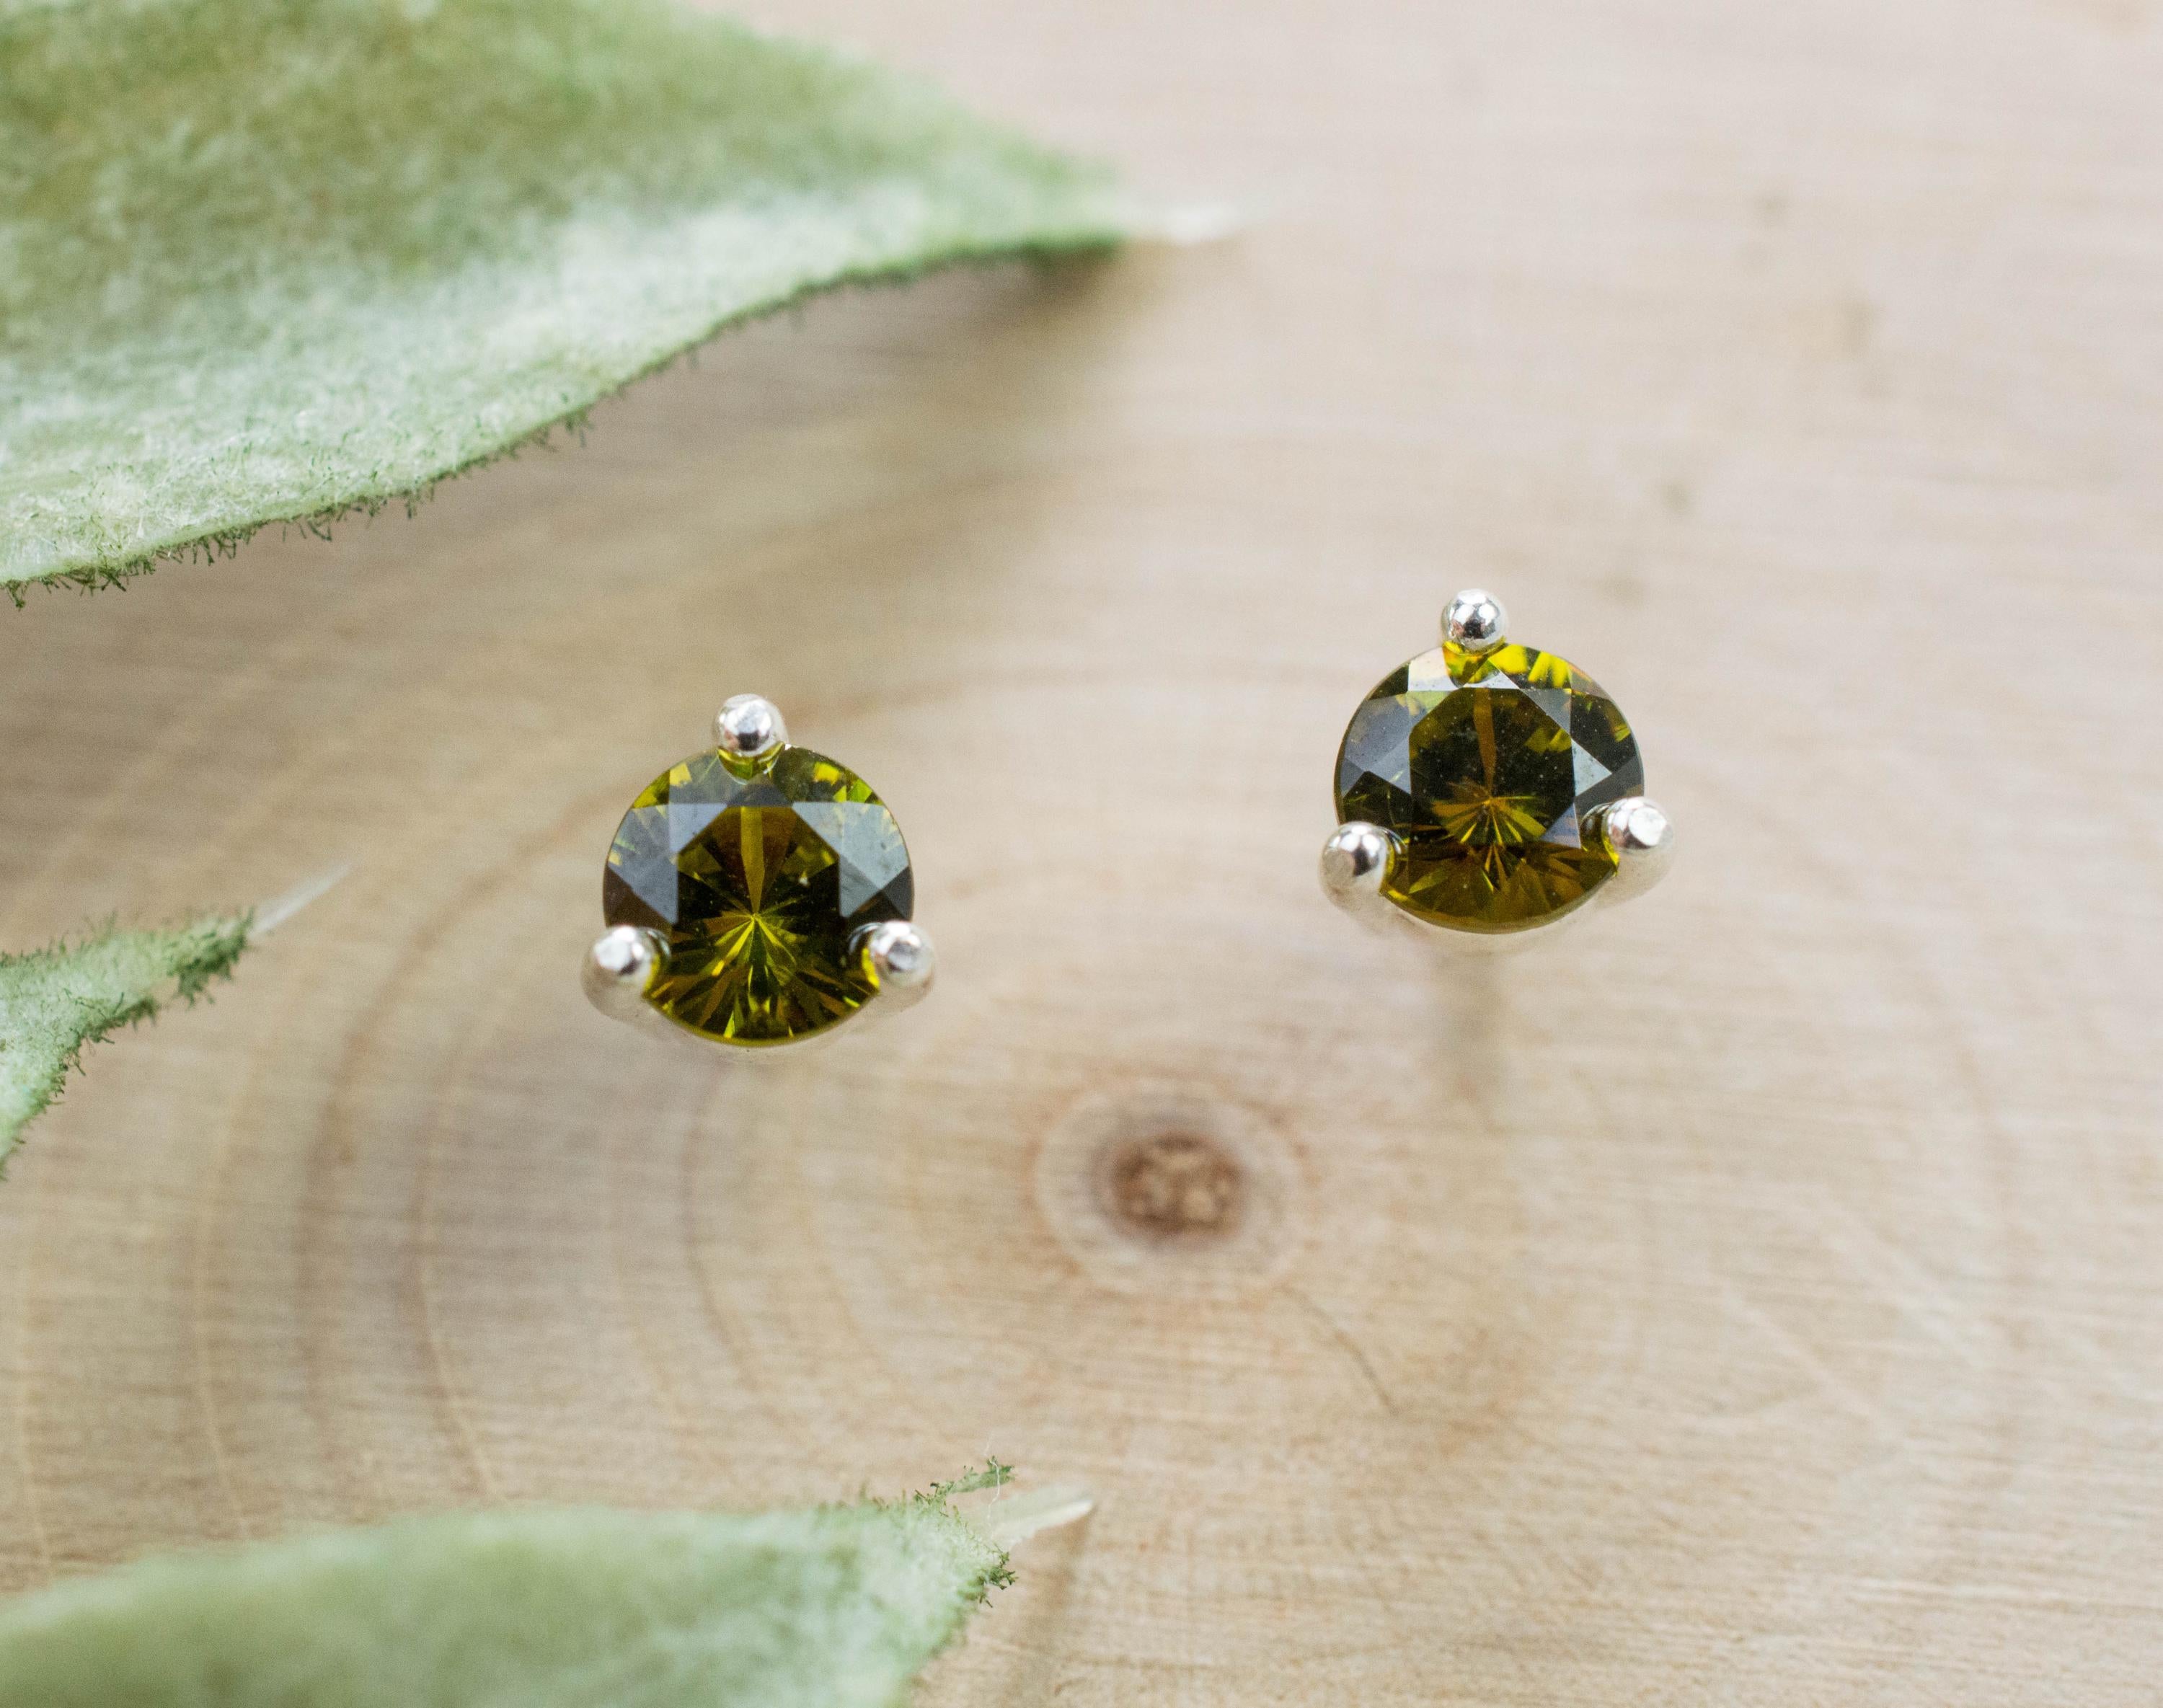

[585,694,932,1049]
[1322,590,1673,945]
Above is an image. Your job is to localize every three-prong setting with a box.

[1322,589,1674,944]
[587,696,932,1051]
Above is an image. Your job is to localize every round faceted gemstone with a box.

[603,745,913,1045]
[1334,640,1644,932]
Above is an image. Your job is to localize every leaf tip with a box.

[965,1484,1097,1552]
[1127,198,1255,246]
[252,864,351,937]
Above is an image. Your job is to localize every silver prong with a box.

[1592,796,1675,908]
[854,919,936,1017]
[1320,822,1406,934]
[714,694,787,769]
[1443,588,1508,654]
[584,924,665,1024]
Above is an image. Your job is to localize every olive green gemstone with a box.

[603,745,913,1044]
[1334,640,1644,932]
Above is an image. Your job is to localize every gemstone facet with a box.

[603,745,914,1044]
[1334,640,1644,932]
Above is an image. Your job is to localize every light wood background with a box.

[4,1,2161,1702]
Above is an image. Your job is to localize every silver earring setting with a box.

[1322,590,1673,946]
[585,695,932,1050]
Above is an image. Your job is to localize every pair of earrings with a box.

[584,589,1675,1053]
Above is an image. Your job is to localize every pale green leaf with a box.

[0,0,1128,597]
[0,1468,1084,1708]
[0,916,250,1174]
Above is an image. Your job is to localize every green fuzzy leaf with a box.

[0,916,250,1173]
[0,0,1128,597]
[0,1471,1038,1708]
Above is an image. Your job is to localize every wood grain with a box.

[4,1,2161,1702]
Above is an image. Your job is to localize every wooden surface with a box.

[4,1,2161,1701]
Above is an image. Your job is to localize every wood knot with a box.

[1102,1131,1243,1240]
[1033,1084,1301,1298]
